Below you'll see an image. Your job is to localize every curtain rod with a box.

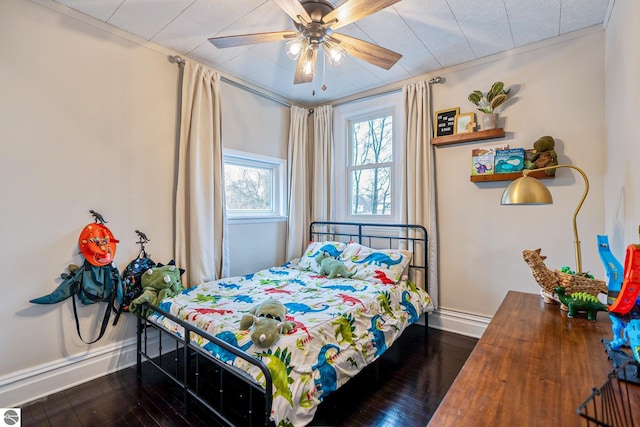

[172,56,292,108]
[332,76,444,108]
[172,56,443,111]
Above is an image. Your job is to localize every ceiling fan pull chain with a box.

[322,51,327,91]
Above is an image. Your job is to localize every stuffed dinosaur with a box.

[530,135,558,175]
[316,251,354,279]
[129,262,185,316]
[240,298,296,348]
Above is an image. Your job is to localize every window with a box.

[349,115,393,215]
[334,93,403,221]
[223,150,286,222]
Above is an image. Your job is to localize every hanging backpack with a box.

[113,230,156,325]
[30,211,123,344]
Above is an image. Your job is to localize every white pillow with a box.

[340,243,412,284]
[297,241,349,272]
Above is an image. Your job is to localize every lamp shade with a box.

[285,39,304,60]
[501,175,553,205]
[323,39,346,66]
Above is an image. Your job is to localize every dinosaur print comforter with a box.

[149,259,434,427]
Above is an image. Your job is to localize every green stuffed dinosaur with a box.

[240,298,296,348]
[129,263,185,316]
[315,251,354,279]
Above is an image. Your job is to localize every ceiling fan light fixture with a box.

[302,45,316,76]
[323,39,346,66]
[285,38,305,60]
[209,0,404,85]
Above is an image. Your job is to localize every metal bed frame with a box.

[136,221,429,426]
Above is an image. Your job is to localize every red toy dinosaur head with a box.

[78,223,119,266]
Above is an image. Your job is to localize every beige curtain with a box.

[312,105,334,222]
[402,81,438,308]
[174,61,228,287]
[285,105,310,260]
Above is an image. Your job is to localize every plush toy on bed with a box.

[240,299,296,348]
[129,262,185,316]
[315,251,354,279]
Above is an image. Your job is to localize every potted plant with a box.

[468,81,511,130]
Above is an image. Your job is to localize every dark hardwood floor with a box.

[20,326,477,427]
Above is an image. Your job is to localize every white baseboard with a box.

[0,333,159,408]
[427,309,491,339]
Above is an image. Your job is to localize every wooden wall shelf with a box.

[470,170,555,182]
[431,128,505,146]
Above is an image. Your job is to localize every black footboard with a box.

[136,303,274,427]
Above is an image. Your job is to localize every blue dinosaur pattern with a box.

[217,281,241,290]
[203,331,252,363]
[368,314,387,357]
[285,302,330,314]
[311,344,340,400]
[400,290,419,323]
[309,244,345,259]
[233,294,254,304]
[353,252,404,268]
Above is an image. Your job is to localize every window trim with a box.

[334,92,404,222]
[223,149,287,224]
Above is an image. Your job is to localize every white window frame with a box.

[333,92,404,222]
[223,149,287,224]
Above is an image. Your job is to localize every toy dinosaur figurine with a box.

[553,286,608,321]
[89,209,107,224]
[522,249,607,303]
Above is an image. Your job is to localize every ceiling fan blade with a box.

[330,33,401,70]
[323,0,401,31]
[209,31,296,48]
[272,0,312,24]
[294,47,317,84]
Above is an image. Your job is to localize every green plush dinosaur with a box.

[129,263,185,316]
[554,286,608,321]
[240,299,296,348]
[315,251,354,279]
[530,135,559,175]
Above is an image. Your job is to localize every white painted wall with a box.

[431,30,606,318]
[0,0,288,405]
[603,0,640,258]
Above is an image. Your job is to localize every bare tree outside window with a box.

[349,114,393,215]
[225,164,272,211]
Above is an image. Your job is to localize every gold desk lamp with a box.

[501,164,589,274]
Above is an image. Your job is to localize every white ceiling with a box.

[51,0,612,106]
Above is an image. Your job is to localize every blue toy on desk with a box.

[598,234,640,383]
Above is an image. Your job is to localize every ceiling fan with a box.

[208,0,403,85]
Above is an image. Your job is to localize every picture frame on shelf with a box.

[434,107,460,137]
[455,112,476,134]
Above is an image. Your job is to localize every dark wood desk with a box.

[429,291,640,426]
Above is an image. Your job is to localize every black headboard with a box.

[309,221,428,287]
